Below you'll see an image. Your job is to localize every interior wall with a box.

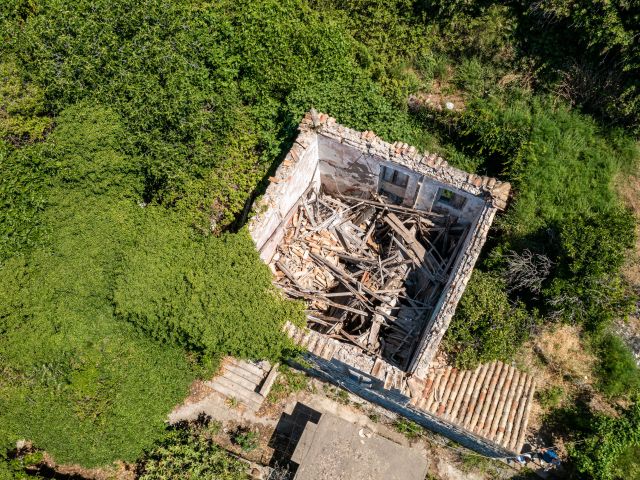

[318,135,484,221]
[318,136,423,207]
[253,137,320,262]
[414,179,485,221]
[318,135,381,197]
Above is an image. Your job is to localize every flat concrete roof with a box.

[292,413,428,480]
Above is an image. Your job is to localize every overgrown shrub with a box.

[1,0,639,471]
[0,59,52,145]
[138,418,247,480]
[545,209,636,331]
[113,227,303,363]
[536,386,565,410]
[568,397,640,480]
[0,105,301,467]
[444,271,534,369]
[593,333,640,398]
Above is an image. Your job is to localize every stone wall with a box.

[409,204,497,376]
[308,111,510,210]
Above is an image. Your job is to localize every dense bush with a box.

[568,397,640,480]
[416,0,640,132]
[545,209,636,330]
[592,333,640,398]
[113,228,303,362]
[520,0,640,133]
[0,105,301,466]
[137,418,247,480]
[1,0,639,472]
[443,271,534,368]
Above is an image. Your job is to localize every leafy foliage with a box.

[0,105,301,467]
[137,418,247,480]
[113,228,303,362]
[232,428,259,453]
[1,0,639,471]
[593,333,640,399]
[444,271,534,369]
[535,386,564,410]
[545,209,636,330]
[568,397,640,480]
[0,59,52,145]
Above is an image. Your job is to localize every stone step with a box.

[206,375,263,409]
[223,368,262,393]
[224,362,265,386]
[206,379,261,410]
[258,364,280,397]
[227,357,269,378]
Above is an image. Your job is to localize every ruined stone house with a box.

[248,111,535,457]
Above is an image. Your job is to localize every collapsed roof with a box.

[249,110,510,377]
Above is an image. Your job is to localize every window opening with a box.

[380,166,409,188]
[437,188,467,210]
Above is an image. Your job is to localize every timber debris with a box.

[271,189,467,370]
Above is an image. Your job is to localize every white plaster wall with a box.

[414,179,485,221]
[318,136,380,197]
[252,138,320,262]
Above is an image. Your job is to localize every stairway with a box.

[206,357,279,411]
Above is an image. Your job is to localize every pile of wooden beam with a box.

[272,189,467,370]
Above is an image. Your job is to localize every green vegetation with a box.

[443,271,533,368]
[536,386,565,410]
[231,428,259,453]
[0,0,639,477]
[267,365,309,403]
[393,418,424,440]
[564,397,640,480]
[137,418,247,480]
[0,103,301,467]
[593,333,640,398]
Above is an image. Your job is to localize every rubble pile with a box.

[272,189,468,369]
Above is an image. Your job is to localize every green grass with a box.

[267,365,309,403]
[393,418,424,440]
[536,386,565,410]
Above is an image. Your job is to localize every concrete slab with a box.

[293,413,428,480]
